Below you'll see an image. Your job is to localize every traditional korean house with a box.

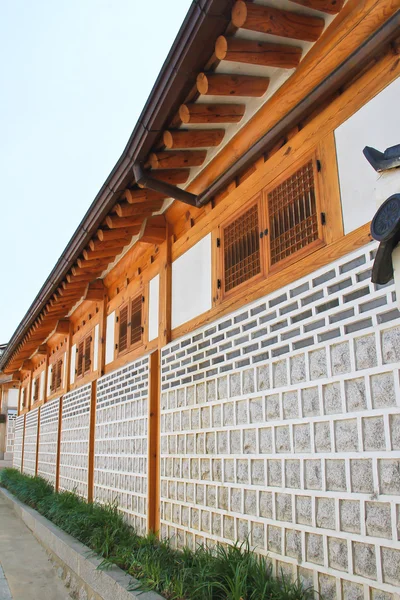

[1,1,400,597]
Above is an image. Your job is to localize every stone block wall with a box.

[94,357,149,535]
[12,415,24,471]
[59,385,91,498]
[37,397,60,487]
[5,413,16,459]
[22,408,39,476]
[160,242,400,600]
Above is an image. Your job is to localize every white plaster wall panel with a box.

[148,275,160,342]
[105,312,115,365]
[171,234,212,329]
[37,397,60,487]
[59,384,91,498]
[13,415,24,471]
[47,365,53,396]
[39,371,45,401]
[160,241,400,598]
[63,351,67,385]
[94,356,149,535]
[335,78,400,234]
[5,414,16,458]
[70,344,76,385]
[93,324,99,372]
[22,408,39,476]
[7,388,18,409]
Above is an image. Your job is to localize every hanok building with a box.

[1,1,400,597]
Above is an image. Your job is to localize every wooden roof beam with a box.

[83,280,106,302]
[163,129,225,149]
[215,37,302,68]
[82,248,121,261]
[145,169,190,185]
[291,0,345,15]
[231,1,325,42]
[141,215,167,244]
[20,360,34,372]
[179,105,245,125]
[149,150,207,168]
[97,225,141,241]
[89,236,132,251]
[122,189,166,205]
[196,73,270,97]
[104,216,143,230]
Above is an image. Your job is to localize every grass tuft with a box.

[1,468,315,600]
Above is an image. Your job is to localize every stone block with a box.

[381,547,400,586]
[237,459,249,484]
[363,416,386,451]
[196,483,206,504]
[217,377,228,400]
[342,580,363,600]
[302,387,320,417]
[283,391,299,420]
[236,400,248,425]
[201,511,211,533]
[331,342,351,375]
[206,432,215,455]
[294,423,311,453]
[296,495,312,525]
[365,502,392,539]
[266,394,280,421]
[251,522,265,549]
[379,459,400,494]
[243,369,255,394]
[340,500,360,534]
[268,459,282,487]
[259,428,272,454]
[285,529,302,560]
[267,525,282,554]
[328,537,348,571]
[370,589,394,600]
[224,459,235,483]
[371,372,396,409]
[212,405,222,428]
[314,421,331,453]
[273,360,288,388]
[206,485,216,509]
[191,508,199,530]
[390,414,400,450]
[351,459,374,493]
[335,419,358,452]
[259,491,272,518]
[306,533,324,565]
[323,382,343,415]
[290,354,306,384]
[223,402,235,426]
[285,459,301,489]
[212,459,222,481]
[197,383,206,404]
[326,459,347,492]
[206,380,216,403]
[316,497,336,530]
[217,431,228,454]
[223,515,235,540]
[309,348,328,380]
[237,519,249,542]
[353,541,377,580]
[249,398,263,423]
[244,489,257,516]
[276,493,292,522]
[275,426,291,453]
[201,406,211,429]
[187,386,195,405]
[230,430,241,454]
[229,373,241,398]
[218,487,228,510]
[212,513,221,537]
[305,459,322,490]
[243,429,257,454]
[251,459,265,486]
[257,365,270,391]
[355,334,377,370]
[382,326,400,364]
[345,377,367,413]
[318,573,337,600]
[230,487,242,513]
[298,567,313,591]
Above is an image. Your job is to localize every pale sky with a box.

[0,0,191,344]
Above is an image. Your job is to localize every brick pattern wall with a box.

[5,413,16,456]
[59,385,91,498]
[37,397,60,487]
[94,357,149,535]
[22,408,39,476]
[160,242,400,600]
[12,415,24,471]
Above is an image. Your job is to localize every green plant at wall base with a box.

[0,469,316,600]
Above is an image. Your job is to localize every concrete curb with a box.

[0,488,163,600]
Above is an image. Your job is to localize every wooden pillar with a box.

[158,230,172,348]
[55,397,63,492]
[147,350,160,533]
[87,380,97,502]
[43,354,49,403]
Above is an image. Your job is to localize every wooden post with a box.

[147,350,160,533]
[55,396,63,492]
[158,231,172,348]
[87,380,97,502]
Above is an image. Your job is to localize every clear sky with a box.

[0,0,191,344]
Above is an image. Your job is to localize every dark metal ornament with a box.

[371,194,400,284]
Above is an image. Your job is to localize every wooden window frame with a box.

[76,332,93,380]
[32,376,39,403]
[49,352,64,396]
[116,291,144,358]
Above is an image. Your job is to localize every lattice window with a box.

[130,295,143,347]
[33,377,39,403]
[76,333,92,379]
[77,341,84,378]
[55,359,63,391]
[267,161,320,266]
[222,202,261,293]
[118,304,129,354]
[84,335,92,374]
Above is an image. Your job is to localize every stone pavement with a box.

[0,494,69,600]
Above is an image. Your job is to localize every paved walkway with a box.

[0,494,69,600]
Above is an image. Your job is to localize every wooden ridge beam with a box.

[231,1,325,42]
[196,72,270,97]
[291,0,345,15]
[163,129,225,149]
[179,104,245,124]
[97,226,141,241]
[105,216,143,230]
[114,200,163,218]
[215,36,302,68]
[149,150,207,169]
